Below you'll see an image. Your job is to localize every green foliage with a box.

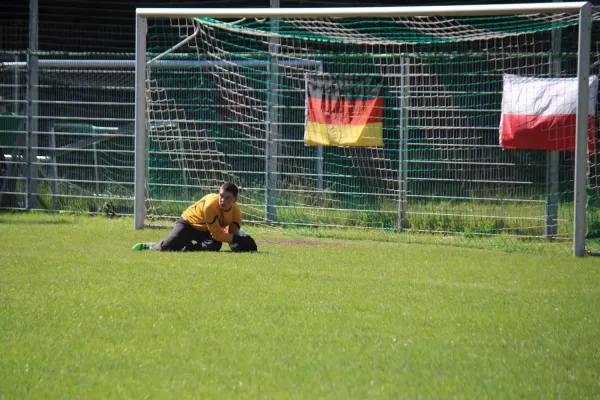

[1,212,599,399]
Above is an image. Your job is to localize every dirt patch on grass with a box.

[259,239,340,246]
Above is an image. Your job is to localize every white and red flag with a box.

[500,74,598,153]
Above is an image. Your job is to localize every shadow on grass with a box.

[0,217,72,225]
[0,211,73,225]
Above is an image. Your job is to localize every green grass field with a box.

[1,212,599,399]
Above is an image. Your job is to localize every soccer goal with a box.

[135,3,597,256]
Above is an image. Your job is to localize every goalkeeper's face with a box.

[218,188,237,211]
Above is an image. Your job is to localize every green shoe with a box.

[132,243,154,251]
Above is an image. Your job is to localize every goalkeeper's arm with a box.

[228,206,242,235]
[204,207,235,243]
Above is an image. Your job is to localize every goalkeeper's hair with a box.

[220,182,238,198]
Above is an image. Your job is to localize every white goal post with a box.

[135,2,593,257]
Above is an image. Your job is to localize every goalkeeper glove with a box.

[230,231,258,252]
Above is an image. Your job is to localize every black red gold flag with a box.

[305,74,384,147]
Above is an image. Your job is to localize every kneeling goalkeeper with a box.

[132,182,257,252]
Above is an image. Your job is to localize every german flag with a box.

[304,74,384,147]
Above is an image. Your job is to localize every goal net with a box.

[135,4,599,255]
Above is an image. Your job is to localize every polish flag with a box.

[500,74,598,153]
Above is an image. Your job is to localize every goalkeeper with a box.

[132,182,257,252]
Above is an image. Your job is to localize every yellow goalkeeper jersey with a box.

[181,193,242,242]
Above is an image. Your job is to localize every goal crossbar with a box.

[136,3,587,18]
